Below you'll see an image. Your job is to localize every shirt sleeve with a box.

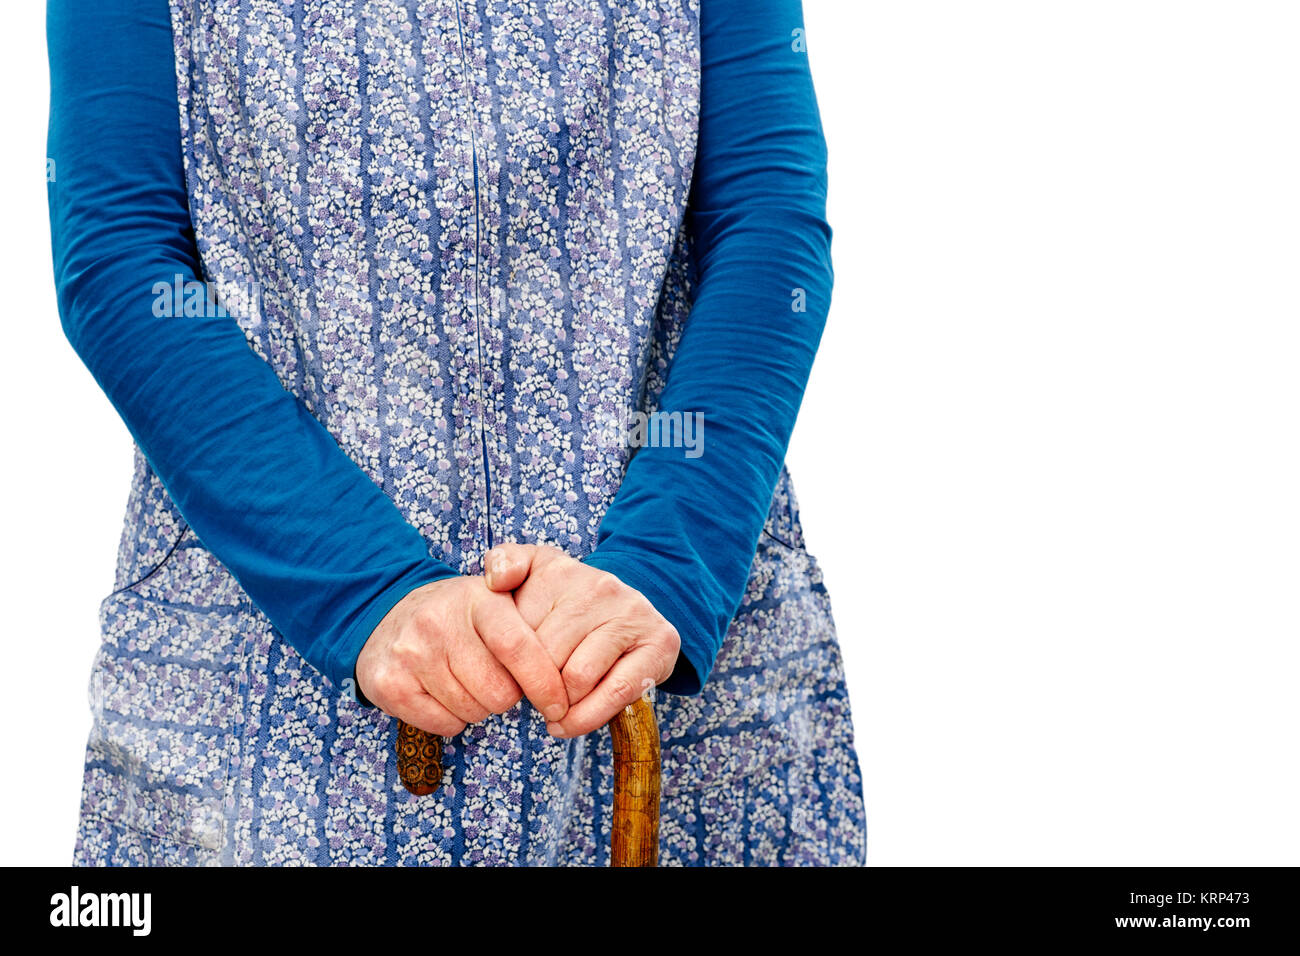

[46,0,460,695]
[582,0,833,695]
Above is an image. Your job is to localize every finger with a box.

[545,646,665,738]
[483,543,540,592]
[529,564,625,668]
[391,620,496,724]
[445,627,526,715]
[391,686,468,738]
[421,669,492,726]
[559,619,638,704]
[472,592,569,723]
[532,599,604,672]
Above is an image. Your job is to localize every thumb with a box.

[483,542,539,592]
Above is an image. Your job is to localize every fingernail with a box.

[545,704,566,722]
[547,722,567,738]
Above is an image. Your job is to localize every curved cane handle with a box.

[395,696,661,866]
[395,720,443,796]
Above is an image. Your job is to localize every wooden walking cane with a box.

[395,696,661,867]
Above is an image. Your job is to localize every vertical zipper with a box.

[451,0,494,551]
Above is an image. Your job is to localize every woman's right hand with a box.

[355,576,570,736]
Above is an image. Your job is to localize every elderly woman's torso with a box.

[76,0,865,866]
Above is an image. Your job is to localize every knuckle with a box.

[491,625,527,660]
[390,636,422,666]
[482,678,522,714]
[394,686,423,712]
[369,665,402,700]
[565,660,601,692]
[605,674,637,705]
[658,623,681,655]
[592,573,622,600]
[629,595,660,625]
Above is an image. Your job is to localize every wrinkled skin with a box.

[357,546,680,739]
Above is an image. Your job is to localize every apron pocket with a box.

[86,575,252,852]
[656,536,847,797]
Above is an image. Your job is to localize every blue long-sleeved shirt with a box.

[47,0,832,698]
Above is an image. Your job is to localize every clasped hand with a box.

[356,545,680,739]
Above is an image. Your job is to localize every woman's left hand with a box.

[483,543,680,738]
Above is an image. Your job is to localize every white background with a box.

[2,1,1297,866]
